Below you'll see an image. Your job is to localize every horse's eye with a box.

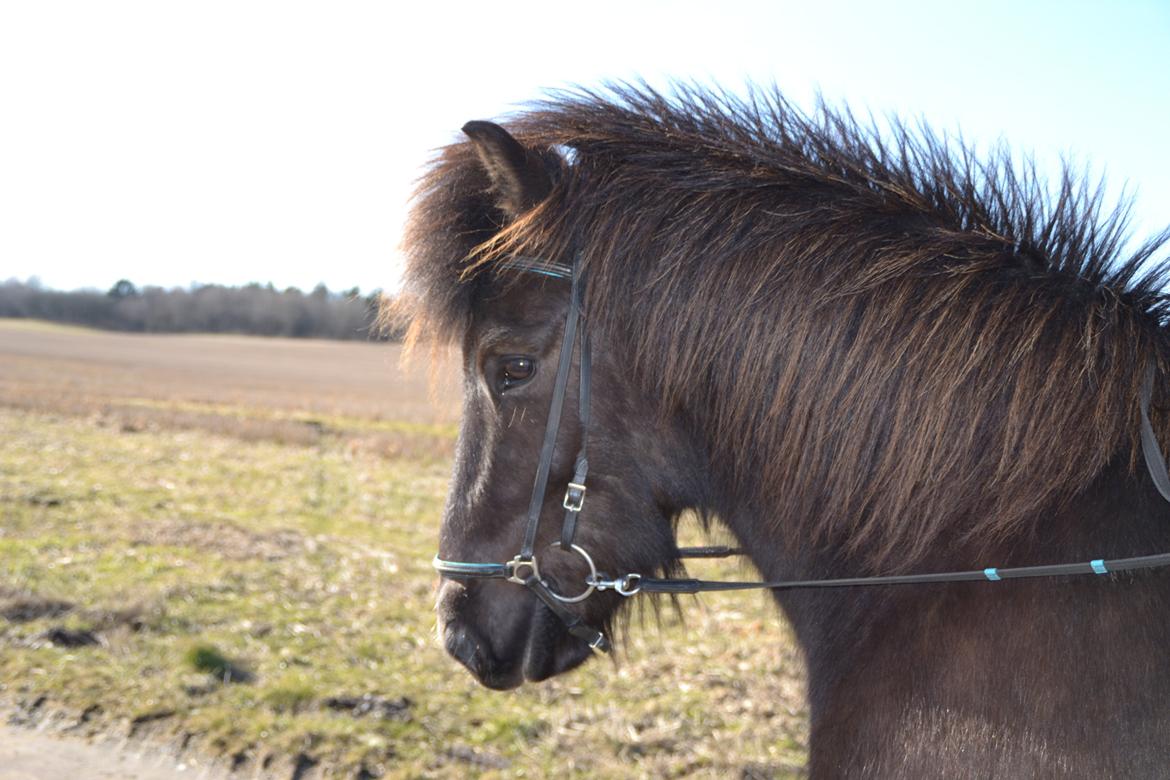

[499,356,535,392]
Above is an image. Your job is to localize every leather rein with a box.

[432,256,1170,654]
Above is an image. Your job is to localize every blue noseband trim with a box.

[1090,559,1108,575]
[983,567,1001,581]
[431,556,510,578]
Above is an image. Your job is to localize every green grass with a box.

[185,643,248,682]
[0,408,807,777]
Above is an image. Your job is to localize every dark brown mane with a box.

[395,83,1170,570]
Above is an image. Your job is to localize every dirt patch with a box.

[322,694,412,721]
[439,745,511,771]
[0,593,147,637]
[0,597,74,623]
[32,627,101,648]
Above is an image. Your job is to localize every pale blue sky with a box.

[1,1,1166,292]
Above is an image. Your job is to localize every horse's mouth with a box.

[442,602,595,690]
[520,603,594,683]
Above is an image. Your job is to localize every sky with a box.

[1,1,1167,293]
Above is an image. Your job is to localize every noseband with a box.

[434,257,1170,655]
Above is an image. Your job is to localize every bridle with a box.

[434,254,612,650]
[433,256,1170,655]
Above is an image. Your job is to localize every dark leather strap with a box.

[1140,362,1170,503]
[511,256,610,651]
[560,325,590,548]
[431,557,509,578]
[520,262,582,559]
[636,552,1170,594]
[677,545,745,558]
[524,576,611,652]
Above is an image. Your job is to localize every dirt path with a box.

[0,723,229,780]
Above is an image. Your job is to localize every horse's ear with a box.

[462,120,552,217]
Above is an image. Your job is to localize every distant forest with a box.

[0,278,394,341]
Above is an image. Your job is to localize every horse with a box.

[393,84,1170,776]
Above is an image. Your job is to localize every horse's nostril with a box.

[444,624,483,675]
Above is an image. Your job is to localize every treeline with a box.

[0,279,396,341]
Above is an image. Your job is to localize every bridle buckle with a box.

[562,482,587,512]
[505,555,539,585]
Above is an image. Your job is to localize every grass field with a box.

[0,319,808,778]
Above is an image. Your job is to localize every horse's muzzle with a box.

[437,578,593,689]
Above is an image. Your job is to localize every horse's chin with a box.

[520,604,594,683]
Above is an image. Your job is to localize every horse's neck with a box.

[726,457,1170,776]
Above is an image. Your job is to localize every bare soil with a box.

[0,319,461,458]
[0,319,459,423]
[0,722,228,780]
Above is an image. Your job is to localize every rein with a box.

[432,259,1170,654]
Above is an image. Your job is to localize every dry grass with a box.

[0,320,808,778]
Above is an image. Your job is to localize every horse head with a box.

[423,121,704,689]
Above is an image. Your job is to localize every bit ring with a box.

[542,542,599,603]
